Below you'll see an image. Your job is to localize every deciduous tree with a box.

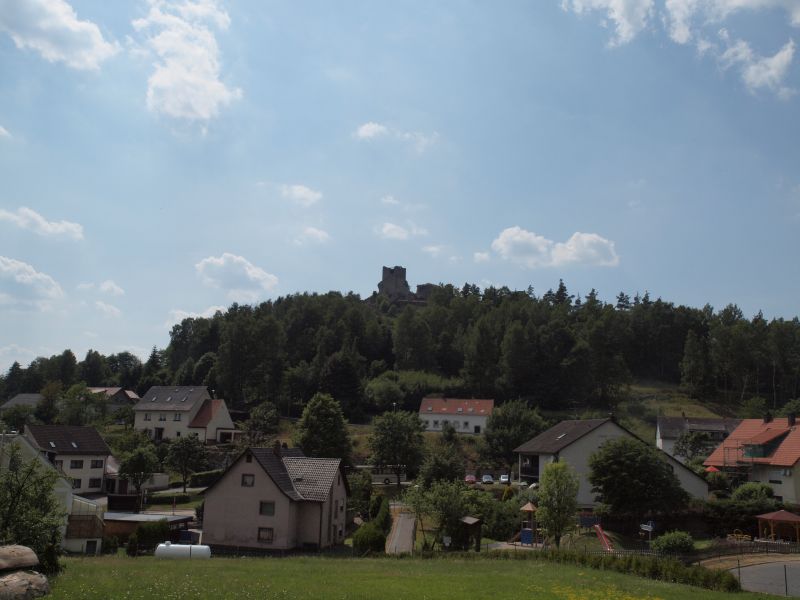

[293,393,352,464]
[536,462,579,547]
[166,435,208,493]
[369,411,425,487]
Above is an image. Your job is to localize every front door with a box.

[154,427,164,441]
[85,540,97,555]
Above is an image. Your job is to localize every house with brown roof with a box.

[88,387,139,410]
[419,397,494,434]
[133,386,236,443]
[0,392,43,414]
[656,415,740,463]
[515,418,708,509]
[705,415,800,504]
[202,444,349,551]
[24,424,111,495]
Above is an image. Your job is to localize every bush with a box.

[369,494,384,519]
[102,536,119,555]
[134,519,170,553]
[146,493,191,505]
[706,471,730,493]
[38,543,62,575]
[732,482,774,502]
[651,530,694,555]
[196,501,204,524]
[126,533,138,557]
[373,497,392,534]
[189,469,223,487]
[353,523,386,554]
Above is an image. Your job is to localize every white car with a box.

[499,474,510,485]
[481,474,494,485]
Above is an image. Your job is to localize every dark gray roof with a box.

[250,447,306,501]
[1,393,43,411]
[134,386,210,412]
[514,419,610,454]
[283,457,342,502]
[26,424,111,456]
[657,416,741,440]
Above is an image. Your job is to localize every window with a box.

[89,478,102,488]
[783,468,793,477]
[72,479,81,489]
[176,431,181,437]
[91,459,103,469]
[257,527,274,543]
[241,474,255,487]
[144,413,151,421]
[158,414,166,421]
[463,421,469,429]
[259,501,275,516]
[70,460,84,469]
[174,413,181,421]
[433,420,439,428]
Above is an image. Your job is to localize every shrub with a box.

[189,469,223,487]
[196,501,204,524]
[102,536,119,555]
[651,530,694,555]
[146,493,191,505]
[732,482,774,502]
[706,471,730,493]
[38,543,62,575]
[369,494,384,519]
[134,519,170,553]
[353,523,387,554]
[126,533,138,557]
[374,497,392,534]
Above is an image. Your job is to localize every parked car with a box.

[464,474,477,485]
[481,474,494,485]
[499,474,510,485]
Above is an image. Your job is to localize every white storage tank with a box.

[155,542,211,559]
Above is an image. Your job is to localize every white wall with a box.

[420,413,487,434]
[56,454,107,494]
[750,464,799,505]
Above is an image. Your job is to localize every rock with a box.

[0,571,49,599]
[0,548,38,574]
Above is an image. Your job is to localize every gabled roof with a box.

[189,399,225,428]
[88,387,139,403]
[283,457,342,501]
[1,393,43,411]
[705,418,800,468]
[419,397,494,417]
[657,416,741,440]
[134,386,210,412]
[514,419,610,454]
[25,424,111,456]
[249,447,306,501]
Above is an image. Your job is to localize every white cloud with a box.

[0,0,119,70]
[0,126,10,138]
[295,226,330,245]
[490,226,619,268]
[165,305,225,328]
[95,300,121,318]
[0,256,63,308]
[561,0,655,46]
[720,35,796,97]
[474,251,490,263]
[379,222,409,240]
[354,122,389,139]
[380,195,400,206]
[0,344,37,372]
[354,122,439,152]
[132,0,242,123]
[0,206,83,240]
[422,245,444,257]
[666,1,800,45]
[280,184,322,207]
[99,279,125,296]
[195,252,278,302]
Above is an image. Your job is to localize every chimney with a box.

[273,440,282,456]
[789,413,797,427]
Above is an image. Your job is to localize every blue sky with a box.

[1,0,799,371]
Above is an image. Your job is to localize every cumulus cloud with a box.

[0,126,10,138]
[561,0,655,46]
[474,251,490,263]
[422,245,444,257]
[720,34,796,98]
[0,206,83,240]
[95,300,121,318]
[195,252,278,302]
[0,0,119,70]
[379,222,409,240]
[353,122,439,152]
[490,226,619,268]
[132,0,242,123]
[0,256,63,308]
[99,279,125,296]
[280,184,322,207]
[295,226,330,245]
[165,305,225,328]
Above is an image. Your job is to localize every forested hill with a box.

[2,281,799,420]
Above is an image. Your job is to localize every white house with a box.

[134,386,236,443]
[24,424,111,496]
[418,397,494,434]
[203,444,349,551]
[515,418,708,509]
[656,415,740,463]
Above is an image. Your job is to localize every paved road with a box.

[385,504,416,554]
[733,561,800,596]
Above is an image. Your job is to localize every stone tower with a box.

[377,266,412,302]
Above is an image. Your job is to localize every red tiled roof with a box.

[705,418,800,468]
[189,399,223,428]
[418,397,494,417]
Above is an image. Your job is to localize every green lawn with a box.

[50,555,775,600]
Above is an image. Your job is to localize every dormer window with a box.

[468,408,474,413]
[457,407,463,413]
[71,442,78,448]
[181,396,188,402]
[556,433,566,440]
[427,406,432,411]
[165,396,172,402]
[151,396,157,402]
[49,441,56,448]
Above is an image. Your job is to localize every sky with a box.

[1,0,799,372]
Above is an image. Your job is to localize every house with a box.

[103,454,170,495]
[515,418,708,509]
[656,415,740,462]
[0,392,43,414]
[0,432,104,554]
[24,424,111,495]
[133,386,237,443]
[704,415,800,504]
[202,444,349,552]
[88,387,139,412]
[419,397,494,434]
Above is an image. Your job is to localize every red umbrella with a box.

[705,466,720,473]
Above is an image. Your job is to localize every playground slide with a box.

[593,524,614,552]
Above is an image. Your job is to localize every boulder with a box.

[0,571,49,599]
[0,548,38,574]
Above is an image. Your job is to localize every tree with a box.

[482,400,547,480]
[347,468,373,518]
[673,430,712,461]
[244,401,280,445]
[36,381,62,423]
[118,447,159,501]
[166,435,208,493]
[588,437,689,521]
[0,443,65,557]
[293,393,352,464]
[739,396,768,418]
[2,404,36,431]
[536,462,579,547]
[369,411,426,487]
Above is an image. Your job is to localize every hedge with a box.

[353,523,387,554]
[189,469,223,487]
